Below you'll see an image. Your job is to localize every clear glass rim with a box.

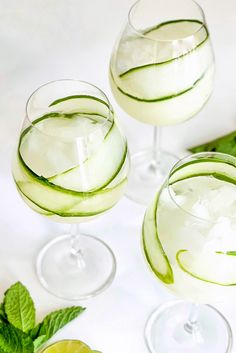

[25,78,113,139]
[128,0,207,43]
[167,152,236,224]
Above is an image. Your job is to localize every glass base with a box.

[126,148,178,205]
[145,300,232,353]
[36,234,116,300]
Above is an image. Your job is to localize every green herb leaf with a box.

[31,306,85,349]
[0,322,34,353]
[32,335,47,351]
[0,305,6,323]
[189,131,236,157]
[4,282,35,333]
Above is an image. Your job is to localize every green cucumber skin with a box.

[49,94,111,109]
[171,157,235,175]
[144,19,206,35]
[119,19,209,78]
[17,179,127,217]
[170,172,236,187]
[111,69,207,103]
[142,192,174,284]
[176,250,236,286]
[14,156,128,214]
[169,158,236,186]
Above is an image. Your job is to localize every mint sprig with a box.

[30,307,85,350]
[189,131,236,157]
[0,282,85,353]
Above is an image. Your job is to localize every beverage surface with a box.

[110,19,215,125]
[13,96,128,222]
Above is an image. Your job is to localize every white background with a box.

[0,0,236,352]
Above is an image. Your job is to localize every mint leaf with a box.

[4,282,35,333]
[189,131,236,157]
[0,322,34,353]
[31,307,85,349]
[32,335,47,351]
[0,305,6,323]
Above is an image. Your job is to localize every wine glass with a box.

[142,152,235,353]
[12,79,129,300]
[109,0,215,204]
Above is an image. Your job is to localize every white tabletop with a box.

[1,0,236,352]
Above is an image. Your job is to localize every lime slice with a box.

[42,340,92,353]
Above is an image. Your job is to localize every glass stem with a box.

[184,303,199,334]
[70,224,86,269]
[152,126,162,170]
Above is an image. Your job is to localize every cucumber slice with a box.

[169,158,236,186]
[116,43,212,101]
[49,95,111,117]
[142,192,174,284]
[66,178,127,216]
[113,20,211,101]
[49,121,127,192]
[17,178,127,217]
[17,187,53,216]
[15,155,127,217]
[176,249,236,286]
[144,19,207,41]
[110,65,214,125]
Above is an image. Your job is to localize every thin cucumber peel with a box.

[120,19,208,77]
[142,192,174,284]
[49,94,111,109]
[111,70,206,103]
[169,159,236,186]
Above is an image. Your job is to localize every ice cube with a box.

[203,217,236,253]
[191,200,210,220]
[163,186,187,208]
[205,184,236,216]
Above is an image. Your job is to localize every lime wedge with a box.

[42,340,91,353]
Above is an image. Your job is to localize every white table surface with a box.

[0,0,236,352]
